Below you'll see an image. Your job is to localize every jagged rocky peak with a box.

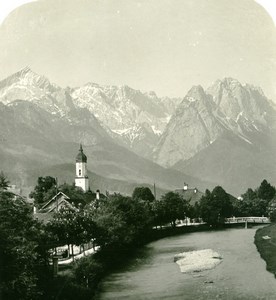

[0,66,58,92]
[207,77,273,125]
[177,85,215,113]
[84,82,100,88]
[153,77,276,168]
[208,77,265,102]
[0,67,76,118]
[184,85,208,103]
[116,85,140,99]
[222,77,242,88]
[154,84,226,167]
[18,66,32,76]
[188,84,205,96]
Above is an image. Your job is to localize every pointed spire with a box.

[80,143,83,152]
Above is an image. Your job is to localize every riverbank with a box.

[51,224,211,299]
[52,223,264,299]
[97,225,276,300]
[255,223,276,278]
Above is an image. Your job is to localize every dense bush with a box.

[0,191,51,299]
[199,186,233,226]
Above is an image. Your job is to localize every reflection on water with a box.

[97,227,276,299]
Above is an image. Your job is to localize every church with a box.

[34,144,93,222]
[75,144,90,192]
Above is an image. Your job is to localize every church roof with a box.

[76,144,87,163]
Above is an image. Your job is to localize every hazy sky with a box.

[0,0,275,100]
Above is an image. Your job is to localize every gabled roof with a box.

[40,191,70,210]
[36,192,78,222]
[175,188,204,205]
[39,191,76,213]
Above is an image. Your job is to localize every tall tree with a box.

[132,187,155,202]
[46,205,80,256]
[199,186,233,226]
[257,179,276,201]
[93,194,152,248]
[159,192,189,227]
[58,183,86,207]
[0,192,50,299]
[241,188,257,202]
[29,176,56,206]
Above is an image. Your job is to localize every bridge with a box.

[175,216,270,227]
[225,216,270,224]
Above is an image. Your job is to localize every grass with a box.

[255,223,276,277]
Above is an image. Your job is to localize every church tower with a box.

[75,144,89,192]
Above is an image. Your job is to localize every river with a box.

[96,226,276,299]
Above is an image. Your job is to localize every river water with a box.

[96,226,276,299]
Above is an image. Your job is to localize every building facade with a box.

[75,144,89,192]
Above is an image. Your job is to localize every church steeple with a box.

[75,144,89,191]
[76,144,87,163]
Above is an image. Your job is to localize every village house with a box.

[175,182,204,205]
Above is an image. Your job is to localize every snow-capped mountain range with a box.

[0,67,181,158]
[71,82,179,156]
[154,78,275,167]
[0,67,275,195]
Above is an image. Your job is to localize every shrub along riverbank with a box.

[61,223,257,300]
[255,224,276,278]
[54,224,212,300]
[2,173,275,299]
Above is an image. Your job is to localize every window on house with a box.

[79,169,81,176]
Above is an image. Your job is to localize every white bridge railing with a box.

[225,216,270,223]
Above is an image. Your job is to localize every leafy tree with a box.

[233,181,276,217]
[269,209,276,223]
[29,176,56,206]
[199,186,233,226]
[212,186,233,218]
[250,198,268,216]
[0,171,9,191]
[46,206,80,257]
[257,179,276,201]
[93,194,152,248]
[74,208,97,250]
[0,192,50,299]
[188,201,201,220]
[132,187,155,202]
[58,183,86,207]
[46,203,98,259]
[159,192,189,227]
[152,199,167,227]
[232,198,251,217]
[242,188,257,202]
[74,257,104,290]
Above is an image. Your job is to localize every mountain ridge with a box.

[0,67,275,196]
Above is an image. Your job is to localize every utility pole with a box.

[55,177,58,212]
[154,182,156,200]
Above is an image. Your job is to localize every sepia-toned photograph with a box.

[0,0,275,299]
